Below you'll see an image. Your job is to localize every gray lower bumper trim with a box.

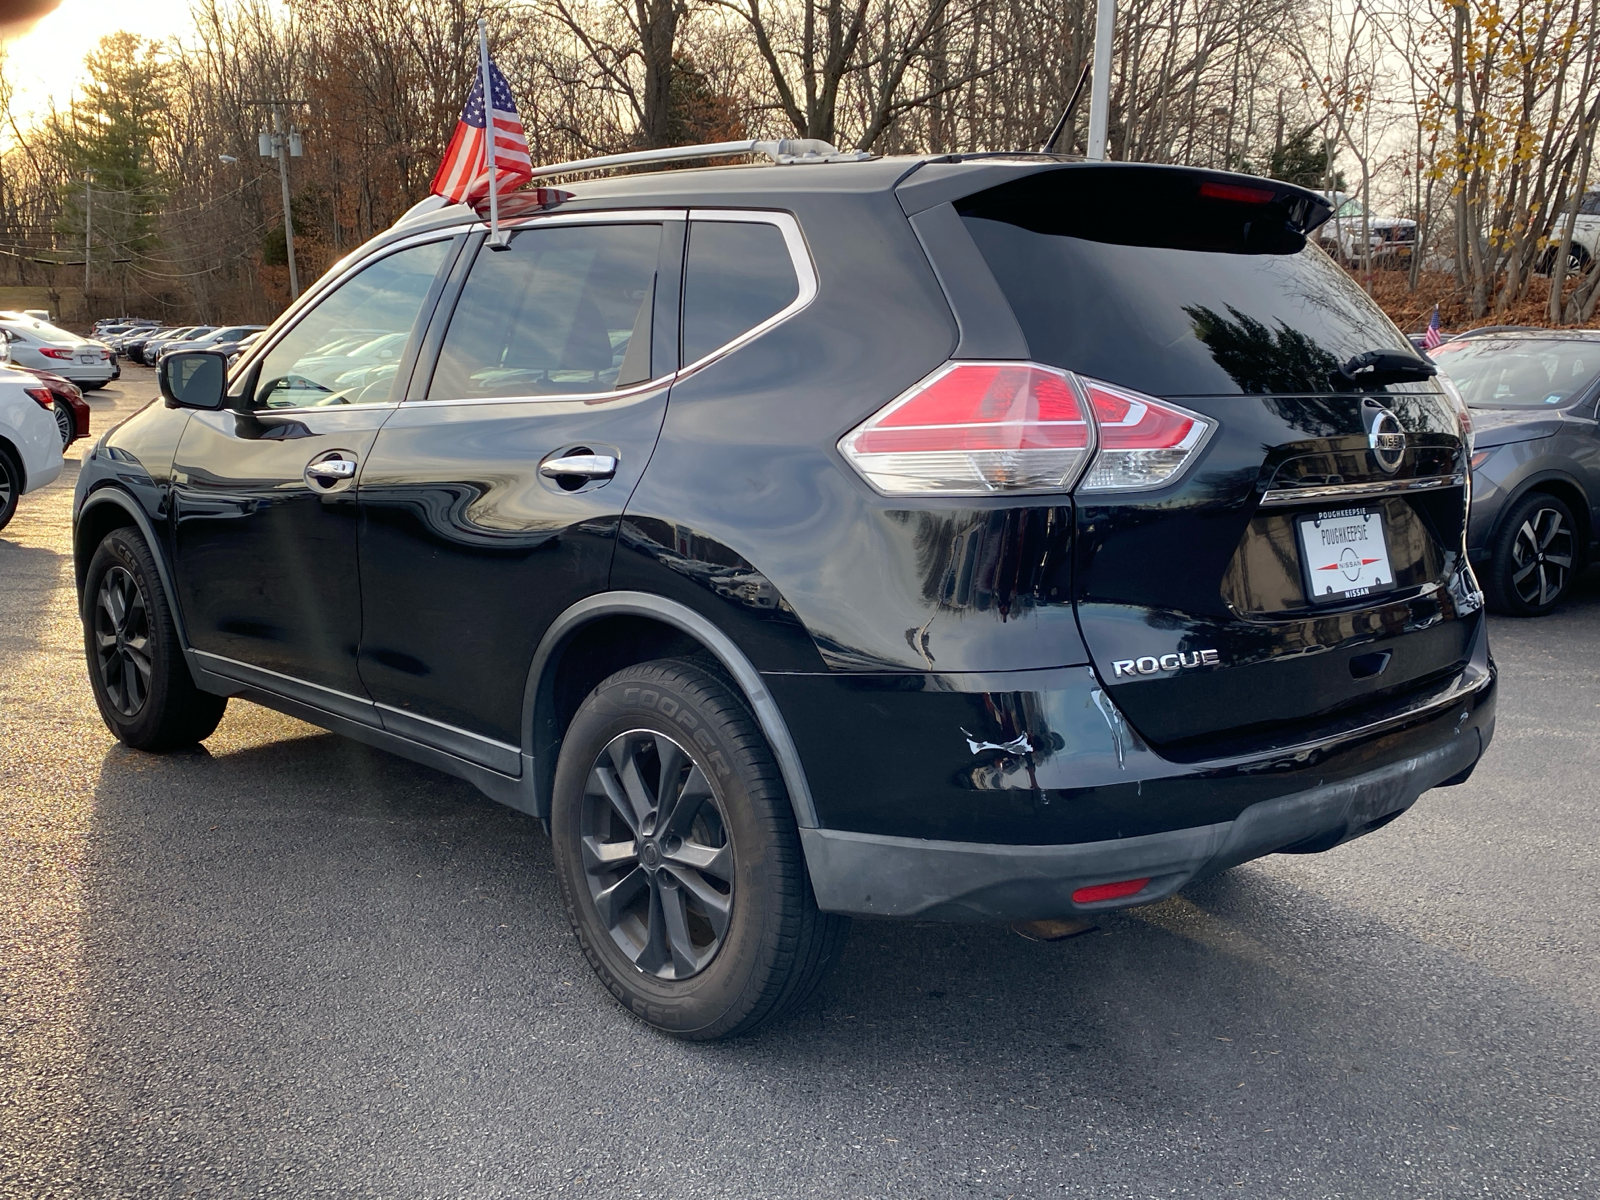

[801,734,1480,921]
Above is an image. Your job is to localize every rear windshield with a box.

[1432,338,1600,409]
[959,168,1413,397]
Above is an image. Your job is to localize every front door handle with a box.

[305,457,357,481]
[540,453,618,481]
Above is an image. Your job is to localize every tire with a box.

[0,446,19,533]
[1539,244,1591,276]
[53,400,73,445]
[82,526,228,749]
[1485,491,1579,616]
[551,658,849,1040]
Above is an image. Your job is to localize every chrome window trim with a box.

[677,208,817,380]
[1258,473,1465,507]
[408,207,815,407]
[226,227,474,412]
[402,378,673,410]
[496,207,687,229]
[232,207,817,415]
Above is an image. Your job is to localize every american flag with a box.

[1423,305,1443,351]
[430,56,533,205]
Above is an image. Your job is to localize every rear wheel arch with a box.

[524,592,819,830]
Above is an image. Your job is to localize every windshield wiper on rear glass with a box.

[1336,349,1438,389]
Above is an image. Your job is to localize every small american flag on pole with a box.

[430,50,533,206]
[1423,305,1444,351]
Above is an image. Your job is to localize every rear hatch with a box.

[955,165,1473,754]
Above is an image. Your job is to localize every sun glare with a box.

[0,0,195,131]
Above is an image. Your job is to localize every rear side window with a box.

[958,168,1413,397]
[1580,192,1600,216]
[430,222,662,399]
[681,221,799,365]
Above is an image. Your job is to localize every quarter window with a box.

[252,239,451,410]
[681,221,799,366]
[428,223,663,399]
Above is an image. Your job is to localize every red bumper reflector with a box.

[1072,877,1150,904]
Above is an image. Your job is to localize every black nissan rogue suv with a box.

[74,150,1495,1039]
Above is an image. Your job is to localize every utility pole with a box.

[251,99,306,300]
[1087,0,1116,160]
[83,172,92,296]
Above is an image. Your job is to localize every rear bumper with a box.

[60,362,114,384]
[802,729,1484,920]
[781,609,1495,920]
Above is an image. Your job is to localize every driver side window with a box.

[251,239,451,411]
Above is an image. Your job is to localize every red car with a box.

[10,365,90,446]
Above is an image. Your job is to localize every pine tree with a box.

[45,33,174,282]
[1265,126,1344,192]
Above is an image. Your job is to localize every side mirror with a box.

[159,350,229,410]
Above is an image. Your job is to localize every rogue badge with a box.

[1112,649,1220,677]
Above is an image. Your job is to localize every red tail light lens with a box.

[38,347,73,360]
[1077,378,1212,492]
[841,363,1212,496]
[838,362,1093,495]
[24,387,55,409]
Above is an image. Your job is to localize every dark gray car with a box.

[1442,330,1600,614]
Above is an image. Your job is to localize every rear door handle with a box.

[540,453,618,480]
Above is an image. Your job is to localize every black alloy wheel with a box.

[0,448,19,533]
[94,564,153,717]
[1487,492,1578,616]
[581,729,734,980]
[53,400,73,446]
[82,527,228,749]
[551,658,849,1040]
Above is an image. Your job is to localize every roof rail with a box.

[527,138,873,181]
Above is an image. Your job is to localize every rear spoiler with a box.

[953,163,1335,256]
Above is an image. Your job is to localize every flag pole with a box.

[478,17,506,248]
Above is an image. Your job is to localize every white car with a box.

[0,312,116,389]
[0,365,65,532]
[1545,191,1599,274]
[1317,192,1418,265]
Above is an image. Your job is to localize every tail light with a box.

[24,387,54,409]
[838,361,1212,496]
[1077,379,1211,492]
[837,362,1093,494]
[39,347,73,360]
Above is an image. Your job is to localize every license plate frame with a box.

[1296,507,1397,605]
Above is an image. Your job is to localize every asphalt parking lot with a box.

[1,368,1597,1199]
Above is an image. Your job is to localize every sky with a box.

[0,0,195,128]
